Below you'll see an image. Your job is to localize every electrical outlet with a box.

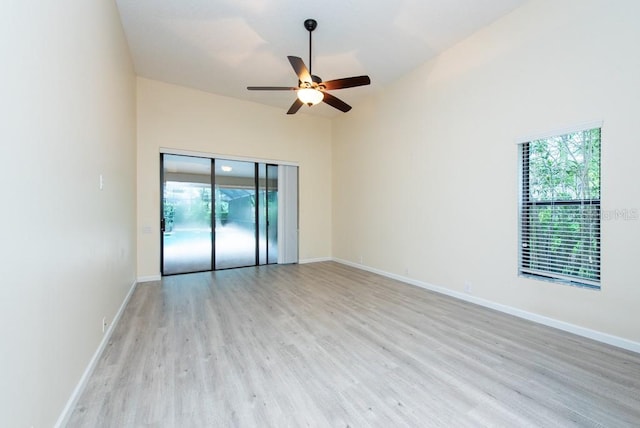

[102,317,107,333]
[404,267,409,276]
[359,255,363,264]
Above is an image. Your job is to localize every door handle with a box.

[161,217,165,232]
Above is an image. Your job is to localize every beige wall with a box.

[332,0,640,344]
[137,78,332,278]
[0,1,137,426]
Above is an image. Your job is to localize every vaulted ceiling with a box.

[116,0,527,116]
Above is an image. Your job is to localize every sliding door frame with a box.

[160,149,297,275]
[160,153,214,276]
[160,154,166,274]
[211,158,216,272]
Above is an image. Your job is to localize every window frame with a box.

[517,124,602,289]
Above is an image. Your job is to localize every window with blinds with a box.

[519,127,601,289]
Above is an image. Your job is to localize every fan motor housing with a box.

[304,19,317,32]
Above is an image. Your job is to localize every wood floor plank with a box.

[67,262,640,427]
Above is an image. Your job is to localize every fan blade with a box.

[321,75,371,90]
[247,86,297,91]
[322,92,352,113]
[286,98,304,115]
[287,56,312,84]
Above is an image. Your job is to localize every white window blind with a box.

[519,127,601,288]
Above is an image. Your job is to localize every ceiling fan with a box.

[247,19,371,114]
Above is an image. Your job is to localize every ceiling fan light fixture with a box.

[297,88,324,106]
[247,19,370,114]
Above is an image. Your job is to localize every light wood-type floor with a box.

[68,262,640,427]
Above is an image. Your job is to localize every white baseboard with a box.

[332,258,640,354]
[137,274,161,283]
[55,280,138,428]
[299,256,332,264]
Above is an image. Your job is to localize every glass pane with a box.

[528,129,601,202]
[214,159,257,269]
[162,154,212,275]
[267,164,278,264]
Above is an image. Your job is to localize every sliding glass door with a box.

[214,159,257,270]
[161,154,212,275]
[259,164,278,265]
[161,154,288,275]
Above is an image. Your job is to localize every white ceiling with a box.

[115,0,526,116]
